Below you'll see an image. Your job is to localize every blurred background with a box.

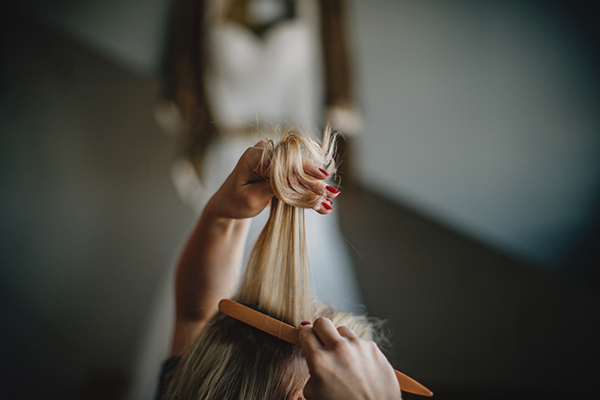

[1,0,599,399]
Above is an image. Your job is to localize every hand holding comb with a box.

[219,299,433,397]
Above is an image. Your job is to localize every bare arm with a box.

[170,142,339,355]
[170,203,252,355]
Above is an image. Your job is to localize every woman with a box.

[157,128,401,400]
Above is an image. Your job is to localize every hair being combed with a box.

[164,126,378,400]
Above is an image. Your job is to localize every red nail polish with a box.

[319,168,330,177]
[326,185,340,194]
[322,201,333,211]
[300,321,311,326]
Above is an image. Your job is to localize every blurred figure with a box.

[155,0,363,310]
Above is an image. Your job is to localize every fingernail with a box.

[319,168,330,177]
[326,185,340,194]
[325,198,332,204]
[322,201,333,211]
[300,321,311,326]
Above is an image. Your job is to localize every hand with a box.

[208,141,341,220]
[298,318,402,400]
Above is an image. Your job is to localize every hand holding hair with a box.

[298,318,402,400]
[209,139,340,220]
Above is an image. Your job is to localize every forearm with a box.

[174,195,251,323]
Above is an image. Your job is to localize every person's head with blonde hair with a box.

[163,127,381,400]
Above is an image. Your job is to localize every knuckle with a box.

[312,317,329,329]
[336,340,353,355]
[355,338,372,353]
[366,340,384,359]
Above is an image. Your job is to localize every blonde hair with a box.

[164,127,378,400]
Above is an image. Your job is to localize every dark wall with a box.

[339,188,600,399]
[0,6,193,398]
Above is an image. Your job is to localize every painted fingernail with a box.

[326,185,340,194]
[300,321,311,326]
[325,198,333,204]
[319,168,330,177]
[322,201,333,211]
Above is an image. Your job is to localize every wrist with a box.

[204,183,237,220]
[202,193,251,232]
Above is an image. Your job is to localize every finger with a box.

[337,325,359,341]
[299,179,341,200]
[324,184,341,199]
[313,198,334,215]
[298,322,323,349]
[244,141,272,180]
[298,322,323,371]
[293,173,327,198]
[298,172,340,200]
[253,139,268,149]
[311,317,343,348]
[240,147,264,175]
[303,160,330,180]
[289,159,339,200]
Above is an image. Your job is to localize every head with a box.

[164,127,381,400]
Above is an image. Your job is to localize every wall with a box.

[351,0,600,269]
[0,7,192,397]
